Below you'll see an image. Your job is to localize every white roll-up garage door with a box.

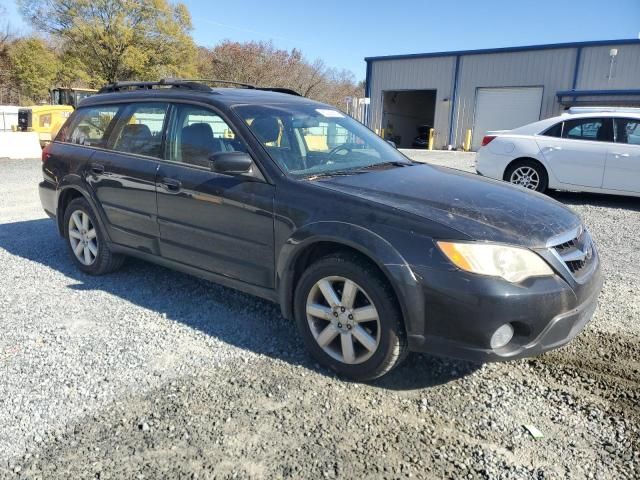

[471,87,543,150]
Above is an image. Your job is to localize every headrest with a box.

[251,116,280,143]
[122,123,151,138]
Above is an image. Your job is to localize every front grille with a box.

[548,225,596,281]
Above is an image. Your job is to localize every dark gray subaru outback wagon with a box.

[39,79,603,380]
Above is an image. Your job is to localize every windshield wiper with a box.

[305,170,362,180]
[304,161,412,181]
[351,161,413,172]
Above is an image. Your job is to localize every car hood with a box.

[314,164,581,248]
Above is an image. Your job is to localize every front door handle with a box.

[612,152,630,157]
[90,163,105,174]
[161,177,182,192]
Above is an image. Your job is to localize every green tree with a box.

[18,0,198,84]
[9,37,59,103]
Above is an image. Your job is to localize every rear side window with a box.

[615,118,640,145]
[542,122,563,138]
[562,118,612,142]
[111,103,169,158]
[57,105,121,147]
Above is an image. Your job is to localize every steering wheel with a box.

[326,144,353,163]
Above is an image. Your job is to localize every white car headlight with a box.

[437,241,554,283]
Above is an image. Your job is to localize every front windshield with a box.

[233,103,411,177]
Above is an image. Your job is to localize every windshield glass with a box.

[233,103,411,177]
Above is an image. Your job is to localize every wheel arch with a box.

[277,222,425,337]
[56,183,111,242]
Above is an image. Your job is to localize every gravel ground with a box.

[0,155,638,479]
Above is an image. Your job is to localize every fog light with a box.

[490,323,514,349]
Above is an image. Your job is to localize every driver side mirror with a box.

[210,152,254,176]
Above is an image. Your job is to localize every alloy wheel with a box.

[68,210,98,266]
[509,166,540,190]
[306,276,381,365]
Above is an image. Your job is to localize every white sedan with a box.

[475,110,640,197]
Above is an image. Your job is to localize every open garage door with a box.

[472,87,543,150]
[382,90,436,148]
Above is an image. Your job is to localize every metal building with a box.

[364,39,640,150]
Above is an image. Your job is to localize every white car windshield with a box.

[233,103,411,177]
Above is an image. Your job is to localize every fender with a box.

[56,175,112,243]
[276,221,426,336]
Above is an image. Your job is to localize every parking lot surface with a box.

[0,154,638,479]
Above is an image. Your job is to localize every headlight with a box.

[437,241,553,283]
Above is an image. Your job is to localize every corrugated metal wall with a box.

[452,48,576,147]
[367,41,640,150]
[368,56,456,148]
[577,44,640,90]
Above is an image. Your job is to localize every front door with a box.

[156,103,275,288]
[602,118,640,194]
[85,102,169,252]
[536,117,611,188]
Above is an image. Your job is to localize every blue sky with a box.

[4,0,640,80]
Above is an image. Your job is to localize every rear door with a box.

[85,102,169,253]
[536,117,611,188]
[156,103,275,288]
[602,117,640,193]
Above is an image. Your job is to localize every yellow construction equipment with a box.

[16,87,97,147]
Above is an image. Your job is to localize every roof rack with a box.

[177,79,301,95]
[568,106,640,114]
[98,78,301,96]
[98,79,212,93]
[257,87,301,96]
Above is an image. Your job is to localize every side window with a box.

[542,122,563,138]
[58,105,120,147]
[615,118,640,145]
[167,104,247,168]
[562,118,612,142]
[111,103,169,158]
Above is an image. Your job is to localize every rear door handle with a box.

[90,163,104,174]
[161,177,182,192]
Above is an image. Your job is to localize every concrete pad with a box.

[0,132,42,160]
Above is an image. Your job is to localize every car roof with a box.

[79,87,327,109]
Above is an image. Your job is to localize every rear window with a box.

[542,122,563,138]
[57,105,121,148]
[110,103,168,158]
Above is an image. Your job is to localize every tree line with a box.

[0,0,363,107]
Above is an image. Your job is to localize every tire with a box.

[294,253,407,381]
[63,197,124,275]
[504,159,548,193]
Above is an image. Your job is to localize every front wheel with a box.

[294,254,407,381]
[505,160,548,193]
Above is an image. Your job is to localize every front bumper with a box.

[406,254,603,362]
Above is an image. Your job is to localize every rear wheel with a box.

[505,159,548,193]
[294,254,407,381]
[63,197,124,275]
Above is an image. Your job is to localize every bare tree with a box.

[198,40,363,109]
